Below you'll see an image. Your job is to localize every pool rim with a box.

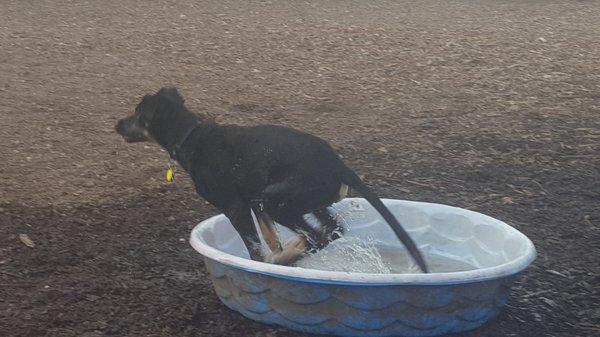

[189,198,536,286]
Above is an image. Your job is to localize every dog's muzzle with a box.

[115,116,148,143]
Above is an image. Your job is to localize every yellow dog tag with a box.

[166,165,175,182]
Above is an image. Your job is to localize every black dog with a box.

[116,87,428,272]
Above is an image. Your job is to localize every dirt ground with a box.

[1,0,599,336]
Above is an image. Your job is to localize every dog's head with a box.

[115,87,185,143]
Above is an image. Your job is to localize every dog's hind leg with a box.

[268,210,344,265]
[338,183,349,201]
[313,207,344,247]
[251,207,282,254]
[265,234,307,265]
[264,217,315,265]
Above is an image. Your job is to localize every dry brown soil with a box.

[1,1,599,336]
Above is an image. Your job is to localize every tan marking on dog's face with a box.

[115,114,151,143]
[256,213,282,253]
[142,128,154,142]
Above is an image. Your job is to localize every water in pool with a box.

[294,236,476,274]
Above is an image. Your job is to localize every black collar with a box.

[169,122,202,160]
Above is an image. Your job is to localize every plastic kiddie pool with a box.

[190,198,536,337]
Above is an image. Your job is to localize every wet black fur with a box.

[116,87,428,272]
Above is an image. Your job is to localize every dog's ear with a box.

[136,94,158,123]
[156,87,184,106]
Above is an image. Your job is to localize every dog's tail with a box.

[341,168,428,273]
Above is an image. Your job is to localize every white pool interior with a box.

[294,237,477,274]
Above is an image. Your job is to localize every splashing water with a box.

[294,236,392,273]
[295,236,476,274]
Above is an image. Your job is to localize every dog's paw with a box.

[264,236,307,265]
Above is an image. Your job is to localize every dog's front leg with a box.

[251,206,282,254]
[226,202,263,261]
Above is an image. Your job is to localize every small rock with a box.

[167,216,176,221]
[19,234,35,248]
[85,294,100,302]
[501,196,514,205]
[540,297,558,308]
[377,147,388,153]
[546,269,570,278]
[83,181,95,188]
[580,281,593,292]
[538,37,547,43]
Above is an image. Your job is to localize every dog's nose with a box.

[115,119,125,135]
